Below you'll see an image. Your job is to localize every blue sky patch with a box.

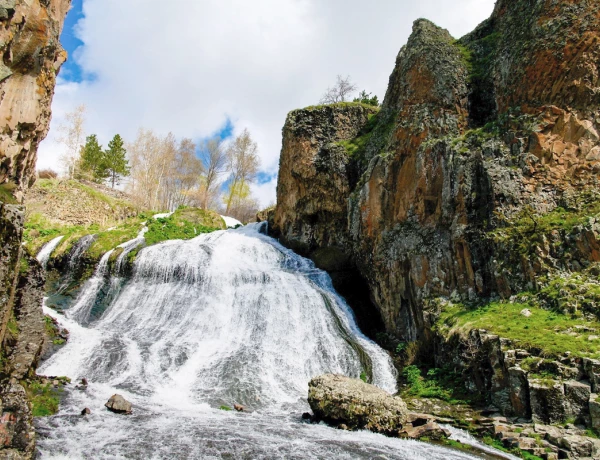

[59,0,84,82]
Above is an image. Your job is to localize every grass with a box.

[436,299,600,358]
[145,207,224,246]
[401,365,467,404]
[23,381,62,417]
[300,101,381,112]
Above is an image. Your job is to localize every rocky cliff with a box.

[0,0,70,197]
[0,0,70,457]
[274,0,600,433]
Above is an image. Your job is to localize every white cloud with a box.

[38,0,496,207]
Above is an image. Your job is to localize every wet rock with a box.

[81,378,88,386]
[105,394,132,415]
[301,412,312,420]
[308,374,408,436]
[233,404,245,412]
[81,408,91,416]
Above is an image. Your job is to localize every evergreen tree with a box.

[104,134,130,188]
[353,90,379,107]
[80,134,108,182]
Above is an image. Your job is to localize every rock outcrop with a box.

[105,394,132,415]
[273,0,600,343]
[0,0,71,196]
[308,374,449,440]
[0,204,48,459]
[274,103,377,268]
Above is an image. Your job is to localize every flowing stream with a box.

[36,224,491,459]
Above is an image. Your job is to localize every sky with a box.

[39,0,497,207]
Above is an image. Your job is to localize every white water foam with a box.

[36,236,64,268]
[37,224,489,459]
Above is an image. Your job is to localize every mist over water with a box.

[36,224,483,459]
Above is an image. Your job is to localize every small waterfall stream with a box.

[36,224,487,459]
[36,236,64,268]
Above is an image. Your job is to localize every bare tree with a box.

[198,137,227,209]
[57,104,86,179]
[162,138,204,210]
[128,128,171,210]
[319,75,358,104]
[225,129,260,214]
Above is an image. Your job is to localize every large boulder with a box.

[307,374,408,436]
[105,394,132,415]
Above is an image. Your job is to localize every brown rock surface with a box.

[0,0,71,196]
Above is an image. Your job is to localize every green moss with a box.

[444,439,472,450]
[7,314,19,336]
[436,299,600,358]
[219,405,232,411]
[23,381,62,417]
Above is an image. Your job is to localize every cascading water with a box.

[36,236,64,268]
[36,224,487,459]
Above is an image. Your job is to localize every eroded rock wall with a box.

[0,0,71,196]
[274,0,600,345]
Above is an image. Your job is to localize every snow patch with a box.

[221,215,243,228]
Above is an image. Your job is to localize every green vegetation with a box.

[359,371,368,383]
[491,190,600,256]
[436,299,600,358]
[145,207,224,246]
[219,405,232,411]
[482,436,543,460]
[44,315,66,346]
[80,134,109,182]
[444,439,472,450]
[353,90,379,107]
[104,134,130,188]
[7,314,19,336]
[301,101,380,112]
[401,365,467,404]
[23,381,62,417]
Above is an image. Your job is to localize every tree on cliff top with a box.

[353,90,379,107]
[224,129,259,214]
[320,75,357,104]
[79,134,108,182]
[104,134,130,188]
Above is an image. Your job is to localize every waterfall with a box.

[66,234,96,270]
[36,225,483,459]
[36,236,64,268]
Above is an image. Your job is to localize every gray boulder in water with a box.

[105,394,132,414]
[308,374,409,435]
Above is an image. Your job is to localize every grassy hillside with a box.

[24,179,227,261]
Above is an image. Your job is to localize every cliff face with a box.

[274,0,600,343]
[274,104,377,270]
[0,0,70,196]
[0,1,70,457]
[0,205,46,459]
